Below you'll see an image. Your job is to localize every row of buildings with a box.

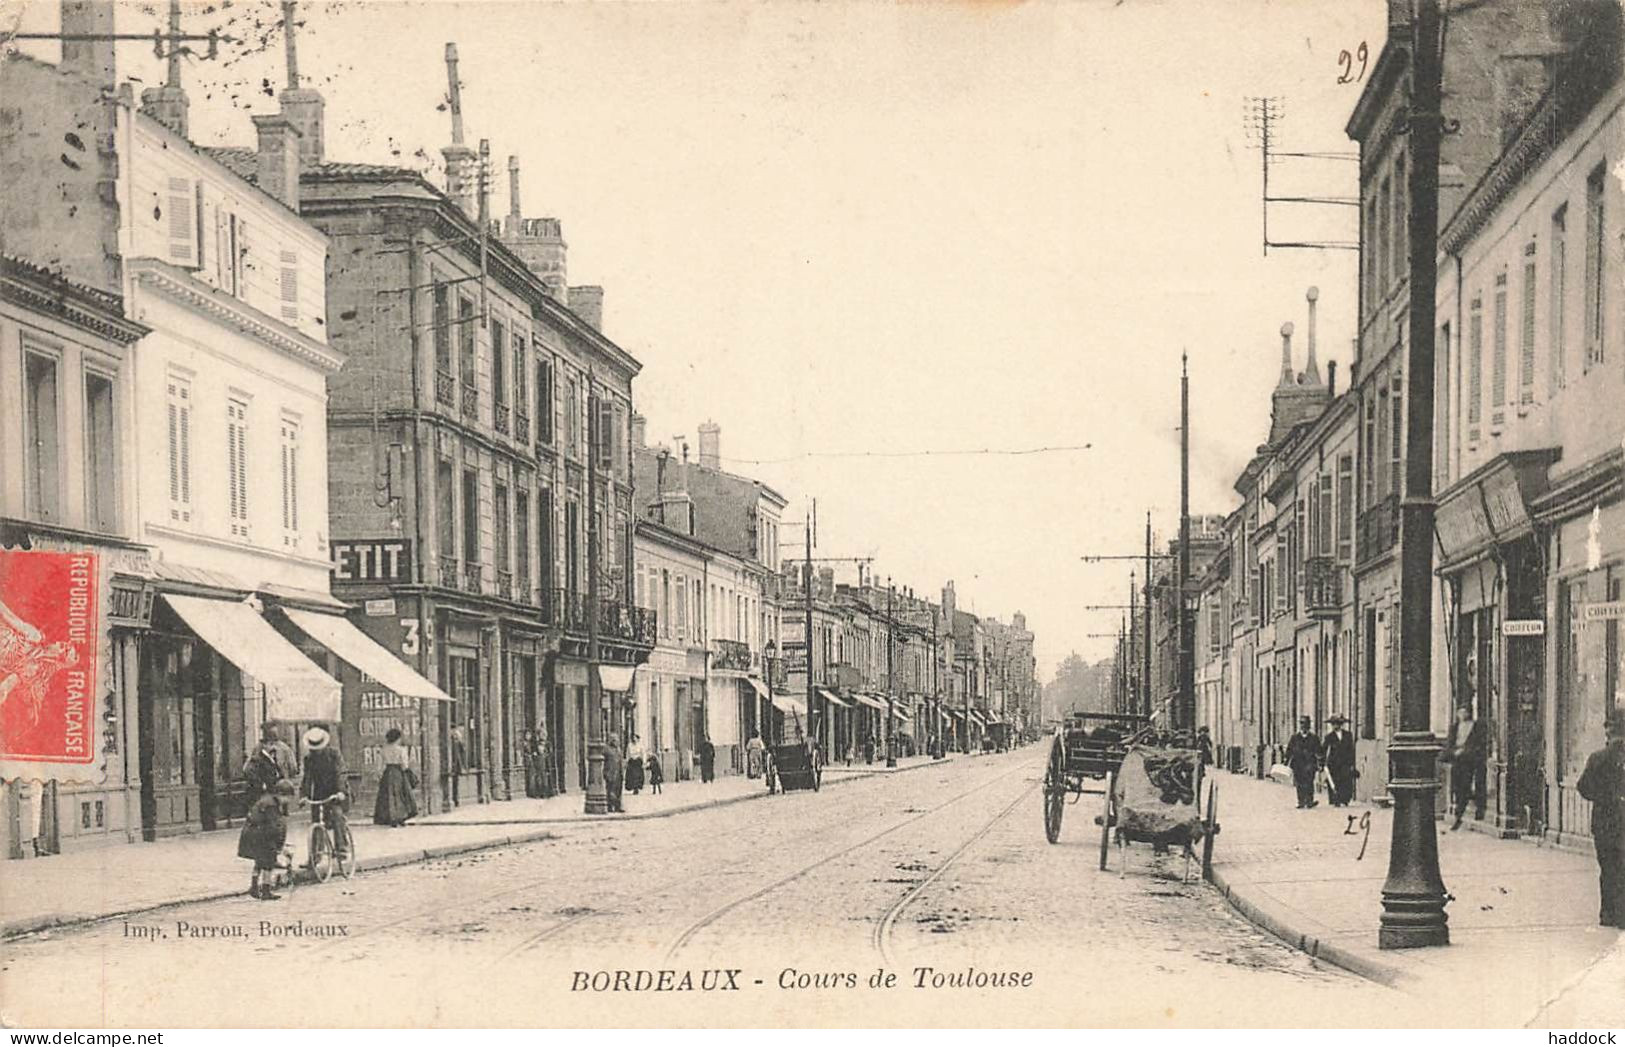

[0,2,1037,857]
[1120,0,1622,850]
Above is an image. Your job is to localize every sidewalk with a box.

[0,752,953,940]
[1208,768,1624,1025]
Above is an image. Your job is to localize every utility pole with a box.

[886,580,897,767]
[1179,351,1195,733]
[584,370,606,815]
[1380,0,1449,950]
[1143,512,1153,718]
[805,504,816,753]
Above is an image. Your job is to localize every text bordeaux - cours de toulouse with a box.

[569,967,1036,992]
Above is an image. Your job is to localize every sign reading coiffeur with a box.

[0,549,103,780]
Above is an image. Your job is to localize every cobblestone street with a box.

[0,749,1421,1027]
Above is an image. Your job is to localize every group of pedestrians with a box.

[235,722,423,901]
[1282,714,1358,809]
[602,733,668,812]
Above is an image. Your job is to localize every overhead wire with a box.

[719,443,1094,466]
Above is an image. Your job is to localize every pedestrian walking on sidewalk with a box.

[648,751,664,794]
[604,732,625,813]
[1576,710,1625,928]
[746,731,766,779]
[699,737,716,784]
[1195,727,1214,769]
[1322,715,1357,807]
[1442,704,1488,830]
[243,726,288,804]
[238,778,294,900]
[1285,717,1320,809]
[626,739,646,795]
[373,728,418,827]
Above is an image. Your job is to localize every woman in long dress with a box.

[373,728,419,827]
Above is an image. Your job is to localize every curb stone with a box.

[0,751,979,941]
[1208,863,1414,990]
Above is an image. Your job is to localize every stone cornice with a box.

[127,257,345,374]
[2,257,148,344]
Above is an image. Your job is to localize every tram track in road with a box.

[663,755,1040,961]
[871,774,1039,967]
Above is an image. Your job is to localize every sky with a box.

[6,0,1390,681]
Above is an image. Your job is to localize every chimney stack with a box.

[507,154,522,231]
[630,412,647,450]
[569,285,604,331]
[279,1,325,170]
[59,1,116,88]
[252,114,302,210]
[139,0,189,136]
[697,421,720,470]
[1327,360,1338,399]
[441,43,477,217]
[1304,286,1322,385]
[1277,322,1295,387]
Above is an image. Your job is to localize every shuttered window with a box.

[167,177,195,265]
[1336,454,1354,562]
[535,355,554,446]
[1584,163,1606,367]
[1519,242,1537,404]
[279,250,299,324]
[1550,205,1567,395]
[1467,295,1483,440]
[1491,271,1508,426]
[280,417,300,544]
[227,398,249,538]
[166,376,192,522]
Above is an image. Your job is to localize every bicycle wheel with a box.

[308,823,335,883]
[335,821,357,879]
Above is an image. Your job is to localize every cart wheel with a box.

[812,764,822,792]
[1201,779,1219,881]
[766,766,777,794]
[1043,736,1066,844]
[1098,772,1115,871]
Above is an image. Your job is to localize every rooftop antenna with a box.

[1243,94,1359,254]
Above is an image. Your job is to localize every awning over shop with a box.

[283,608,452,703]
[771,694,808,717]
[745,677,771,699]
[599,664,637,692]
[943,707,964,721]
[850,692,888,711]
[817,688,849,707]
[164,594,341,723]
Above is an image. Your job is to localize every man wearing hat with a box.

[301,725,350,856]
[1284,715,1321,809]
[1576,709,1625,928]
[1321,714,1357,807]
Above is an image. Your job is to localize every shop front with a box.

[1434,449,1558,836]
[1538,448,1624,848]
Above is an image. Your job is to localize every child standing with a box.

[238,778,293,900]
[647,751,664,795]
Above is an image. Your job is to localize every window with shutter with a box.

[1468,295,1483,441]
[166,377,193,522]
[1337,455,1354,562]
[1551,205,1568,394]
[1583,164,1606,367]
[1492,271,1508,425]
[227,398,249,538]
[167,177,195,265]
[1318,476,1333,557]
[280,418,300,545]
[535,355,554,446]
[279,251,299,324]
[1518,242,1537,404]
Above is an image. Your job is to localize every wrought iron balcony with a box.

[494,403,511,436]
[1356,494,1400,564]
[463,561,483,594]
[712,638,753,672]
[514,411,530,444]
[632,607,657,645]
[1303,556,1344,619]
[435,369,456,407]
[438,556,460,589]
[460,383,478,418]
[497,569,514,601]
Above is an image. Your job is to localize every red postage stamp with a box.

[0,549,102,778]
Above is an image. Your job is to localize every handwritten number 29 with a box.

[1338,41,1369,84]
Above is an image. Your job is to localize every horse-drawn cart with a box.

[1040,712,1151,844]
[1096,745,1219,880]
[765,739,821,793]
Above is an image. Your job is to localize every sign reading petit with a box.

[330,539,413,584]
[0,549,103,782]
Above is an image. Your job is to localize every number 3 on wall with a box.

[401,618,421,656]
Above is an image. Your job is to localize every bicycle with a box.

[301,794,357,882]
